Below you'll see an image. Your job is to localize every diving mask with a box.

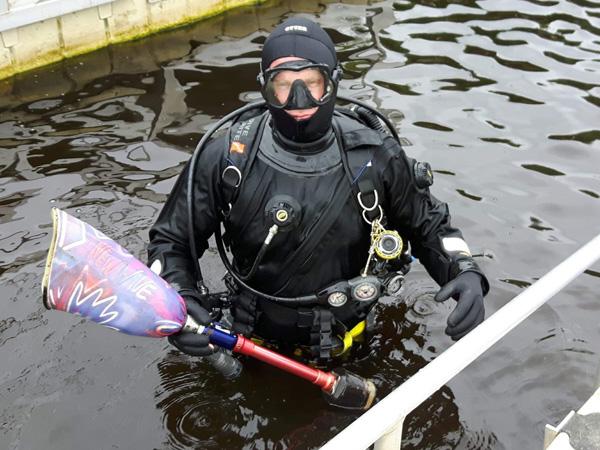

[258,61,341,110]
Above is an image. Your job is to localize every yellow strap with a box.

[338,332,353,355]
[333,320,367,356]
[254,320,367,358]
[349,320,366,338]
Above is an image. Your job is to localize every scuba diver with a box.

[147,17,489,362]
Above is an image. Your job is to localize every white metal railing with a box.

[322,233,600,450]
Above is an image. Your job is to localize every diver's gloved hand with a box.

[230,291,259,337]
[168,296,216,356]
[434,272,485,341]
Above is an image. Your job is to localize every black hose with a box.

[353,106,387,134]
[239,237,271,281]
[214,224,319,304]
[337,95,401,142]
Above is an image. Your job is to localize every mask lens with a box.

[262,64,335,109]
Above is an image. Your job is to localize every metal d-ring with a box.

[357,190,379,212]
[362,205,383,225]
[222,165,242,188]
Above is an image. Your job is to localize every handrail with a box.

[322,233,600,450]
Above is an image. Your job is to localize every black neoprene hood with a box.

[261,17,337,72]
[260,17,339,143]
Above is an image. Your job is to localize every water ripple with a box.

[1,1,599,450]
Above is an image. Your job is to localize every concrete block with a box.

[189,0,227,19]
[1,28,19,47]
[98,3,112,19]
[106,0,148,42]
[0,47,15,89]
[0,0,269,80]
[0,46,14,82]
[59,7,108,58]
[12,19,61,71]
[146,0,189,30]
[0,43,12,70]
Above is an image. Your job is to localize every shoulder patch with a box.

[229,141,246,154]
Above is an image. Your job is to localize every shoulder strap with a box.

[332,116,383,224]
[221,111,269,216]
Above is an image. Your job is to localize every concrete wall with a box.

[0,0,266,80]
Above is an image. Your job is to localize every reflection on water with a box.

[1,0,599,449]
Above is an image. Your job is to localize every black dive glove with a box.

[230,291,260,337]
[434,271,485,341]
[168,296,216,356]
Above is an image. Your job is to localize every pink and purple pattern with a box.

[42,208,186,337]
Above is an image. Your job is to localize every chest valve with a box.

[265,195,302,231]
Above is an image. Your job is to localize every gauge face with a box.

[353,282,377,301]
[328,292,348,307]
[385,275,404,296]
[381,235,399,252]
[375,230,403,260]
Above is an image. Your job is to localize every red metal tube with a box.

[233,335,337,392]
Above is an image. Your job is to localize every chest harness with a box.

[187,97,421,359]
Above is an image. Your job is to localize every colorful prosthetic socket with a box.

[42,208,186,337]
[42,208,376,410]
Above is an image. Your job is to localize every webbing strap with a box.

[313,308,334,360]
[333,118,381,223]
[332,320,367,357]
[221,112,269,213]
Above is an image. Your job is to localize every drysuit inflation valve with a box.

[265,195,301,231]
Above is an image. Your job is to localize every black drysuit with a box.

[147,111,487,346]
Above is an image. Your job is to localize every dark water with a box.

[1,0,599,449]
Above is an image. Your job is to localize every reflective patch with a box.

[149,259,162,275]
[230,141,246,154]
[442,237,471,255]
